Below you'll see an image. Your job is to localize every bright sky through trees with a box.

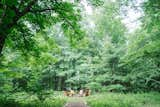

[82,0,144,32]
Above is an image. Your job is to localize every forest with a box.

[0,0,160,107]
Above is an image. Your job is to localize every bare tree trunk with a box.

[0,35,5,56]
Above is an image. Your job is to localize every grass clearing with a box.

[0,92,160,107]
[86,92,160,107]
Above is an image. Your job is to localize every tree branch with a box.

[0,5,7,25]
[7,0,38,30]
[20,0,38,16]
[30,8,56,13]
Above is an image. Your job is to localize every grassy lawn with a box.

[86,92,160,107]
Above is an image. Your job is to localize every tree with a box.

[120,0,160,91]
[0,0,86,56]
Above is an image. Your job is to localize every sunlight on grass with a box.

[86,92,160,107]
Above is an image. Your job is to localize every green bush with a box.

[85,82,102,92]
[104,84,126,92]
[0,91,67,107]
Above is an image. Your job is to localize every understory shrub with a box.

[0,91,66,107]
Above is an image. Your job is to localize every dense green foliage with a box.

[0,0,160,106]
[0,91,66,107]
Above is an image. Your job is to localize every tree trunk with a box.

[0,35,5,56]
[58,77,62,91]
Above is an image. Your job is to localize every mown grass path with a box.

[64,97,88,107]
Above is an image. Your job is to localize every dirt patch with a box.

[65,101,88,107]
[64,97,88,107]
